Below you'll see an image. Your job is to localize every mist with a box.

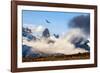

[23,28,88,55]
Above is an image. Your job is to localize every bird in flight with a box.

[45,19,51,23]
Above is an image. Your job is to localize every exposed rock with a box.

[54,34,59,38]
[42,28,50,38]
[47,40,55,44]
[22,45,32,58]
[22,27,36,41]
[22,45,44,58]
[75,40,90,51]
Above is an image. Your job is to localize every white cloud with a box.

[23,24,45,33]
[34,25,45,32]
[23,28,88,55]
[23,24,35,28]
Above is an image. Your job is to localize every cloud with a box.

[23,24,35,28]
[23,28,88,55]
[62,28,87,44]
[23,24,45,33]
[68,15,90,36]
[35,25,45,32]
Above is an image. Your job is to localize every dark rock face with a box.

[70,36,90,51]
[42,28,50,38]
[47,40,55,44]
[22,45,32,58]
[22,27,36,41]
[22,45,43,58]
[74,40,90,51]
[54,34,59,38]
[27,34,36,41]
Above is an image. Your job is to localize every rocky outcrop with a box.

[74,40,90,51]
[42,28,50,38]
[22,27,36,41]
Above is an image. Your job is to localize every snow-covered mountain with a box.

[22,27,90,58]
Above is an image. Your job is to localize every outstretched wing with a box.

[45,19,51,23]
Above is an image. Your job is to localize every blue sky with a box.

[22,10,88,36]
